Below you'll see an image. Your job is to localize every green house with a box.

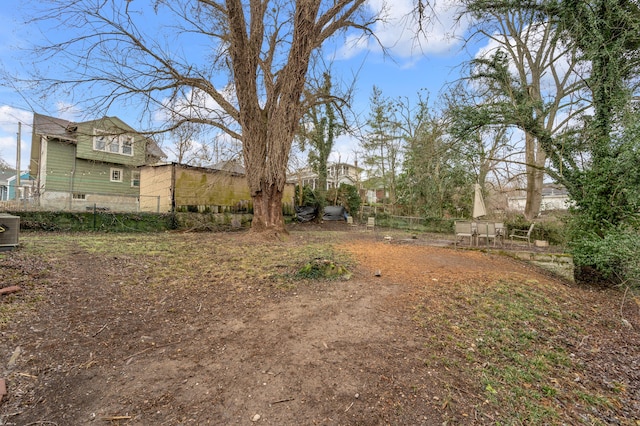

[30,113,165,211]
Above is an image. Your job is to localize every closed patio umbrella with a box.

[472,183,486,219]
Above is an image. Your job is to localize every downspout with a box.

[69,143,77,210]
[36,135,46,206]
[171,162,176,213]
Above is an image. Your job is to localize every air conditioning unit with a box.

[0,214,20,250]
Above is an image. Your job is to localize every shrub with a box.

[570,228,640,288]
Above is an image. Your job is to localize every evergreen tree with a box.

[361,86,402,205]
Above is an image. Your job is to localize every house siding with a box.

[71,160,139,196]
[39,140,76,193]
[7,173,34,200]
[74,118,147,167]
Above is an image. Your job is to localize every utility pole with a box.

[15,122,21,200]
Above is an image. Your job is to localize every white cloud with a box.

[329,134,360,165]
[335,0,467,62]
[0,105,32,168]
[0,105,31,133]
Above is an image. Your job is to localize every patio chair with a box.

[366,217,375,230]
[454,221,475,247]
[494,222,505,246]
[476,222,497,247]
[509,223,535,247]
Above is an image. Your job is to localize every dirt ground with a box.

[1,222,639,425]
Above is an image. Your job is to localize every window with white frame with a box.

[93,129,134,156]
[122,138,133,155]
[94,134,107,151]
[110,168,123,182]
[131,171,140,187]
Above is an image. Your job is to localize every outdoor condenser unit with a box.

[0,214,20,250]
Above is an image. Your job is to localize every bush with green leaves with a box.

[569,226,640,288]
[294,184,322,208]
[333,183,361,217]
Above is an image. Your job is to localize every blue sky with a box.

[0,0,483,171]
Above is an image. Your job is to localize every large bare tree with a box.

[463,2,587,219]
[25,0,375,237]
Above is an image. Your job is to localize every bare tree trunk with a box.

[523,132,546,220]
[243,123,291,236]
[251,183,286,235]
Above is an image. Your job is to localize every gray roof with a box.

[33,113,77,141]
[33,112,167,160]
[0,169,15,184]
[210,160,245,175]
[146,138,167,160]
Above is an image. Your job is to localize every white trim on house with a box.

[289,162,361,190]
[507,186,574,212]
[110,168,123,183]
[93,129,135,157]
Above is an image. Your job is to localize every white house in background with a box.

[507,185,573,212]
[288,162,361,190]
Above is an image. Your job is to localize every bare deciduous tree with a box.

[25,0,377,237]
[0,157,11,171]
[463,2,587,219]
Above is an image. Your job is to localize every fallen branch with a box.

[271,397,294,405]
[92,323,108,337]
[100,415,132,421]
[124,340,181,363]
[0,286,21,296]
[8,346,21,368]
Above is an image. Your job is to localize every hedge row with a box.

[2,211,255,233]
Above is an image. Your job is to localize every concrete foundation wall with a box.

[38,190,140,212]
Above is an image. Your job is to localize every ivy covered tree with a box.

[453,0,640,285]
[555,0,640,227]
[297,73,344,211]
[456,0,587,219]
[327,183,361,217]
[533,0,640,285]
